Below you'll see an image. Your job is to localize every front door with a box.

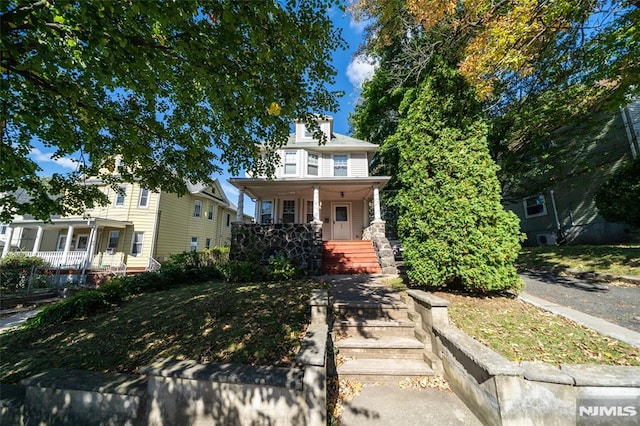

[332,203,351,240]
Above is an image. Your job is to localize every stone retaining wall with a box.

[6,290,330,425]
[362,221,397,274]
[406,290,640,426]
[230,223,323,275]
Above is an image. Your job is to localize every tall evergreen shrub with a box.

[389,58,523,292]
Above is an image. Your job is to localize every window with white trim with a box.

[114,186,127,207]
[304,125,313,138]
[208,203,214,220]
[138,188,150,208]
[107,231,120,251]
[523,195,547,218]
[56,234,68,251]
[0,224,6,235]
[130,232,144,256]
[306,200,314,222]
[190,236,198,252]
[284,151,297,175]
[193,200,202,218]
[307,153,318,176]
[261,201,273,224]
[205,238,211,249]
[283,200,295,224]
[334,155,348,177]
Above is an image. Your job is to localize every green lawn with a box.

[517,244,640,277]
[0,279,324,384]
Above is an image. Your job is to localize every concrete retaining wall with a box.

[406,290,640,426]
[6,290,329,425]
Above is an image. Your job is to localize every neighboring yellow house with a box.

[0,176,249,281]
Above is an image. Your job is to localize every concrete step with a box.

[336,358,435,384]
[333,301,409,321]
[333,318,416,338]
[323,265,382,274]
[335,336,425,359]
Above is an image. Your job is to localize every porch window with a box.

[107,231,120,251]
[193,200,202,218]
[306,200,314,222]
[208,203,214,220]
[307,153,318,176]
[115,186,127,207]
[56,235,68,251]
[283,200,295,224]
[334,155,348,177]
[523,195,547,218]
[131,232,144,256]
[190,236,198,252]
[284,151,297,175]
[138,188,150,208]
[76,235,89,251]
[261,201,273,224]
[205,238,211,249]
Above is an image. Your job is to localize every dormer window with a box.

[304,125,314,138]
[284,151,297,175]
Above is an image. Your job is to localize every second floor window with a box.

[138,188,149,208]
[334,155,348,177]
[307,153,318,176]
[115,186,127,207]
[284,151,296,175]
[193,200,202,218]
[208,204,214,220]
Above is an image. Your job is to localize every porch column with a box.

[1,226,13,258]
[84,225,98,268]
[236,189,245,222]
[31,226,44,255]
[255,198,262,224]
[312,186,321,223]
[61,225,74,266]
[373,185,382,222]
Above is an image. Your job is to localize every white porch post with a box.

[255,198,262,224]
[313,186,321,223]
[236,189,245,222]
[31,226,44,256]
[84,225,98,268]
[373,186,382,222]
[61,225,74,266]
[1,226,13,258]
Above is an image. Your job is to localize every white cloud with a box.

[29,148,79,170]
[346,55,377,89]
[349,16,369,34]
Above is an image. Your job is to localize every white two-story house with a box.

[228,116,393,274]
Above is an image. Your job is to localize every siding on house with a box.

[506,103,638,245]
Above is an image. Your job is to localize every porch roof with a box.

[228,176,391,200]
[9,217,133,230]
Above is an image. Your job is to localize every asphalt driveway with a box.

[520,271,640,333]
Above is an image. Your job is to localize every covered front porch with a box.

[228,177,390,240]
[0,217,158,276]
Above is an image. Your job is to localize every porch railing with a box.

[148,256,161,272]
[35,251,86,268]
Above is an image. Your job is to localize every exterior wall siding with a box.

[506,107,636,245]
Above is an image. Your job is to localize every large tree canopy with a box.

[351,0,640,198]
[1,0,344,222]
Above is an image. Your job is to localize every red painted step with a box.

[322,240,381,274]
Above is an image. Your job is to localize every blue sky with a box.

[28,7,374,216]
